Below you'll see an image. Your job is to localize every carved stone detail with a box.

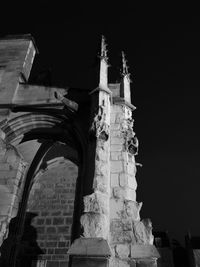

[80,213,108,239]
[132,218,154,245]
[90,106,109,141]
[121,118,139,155]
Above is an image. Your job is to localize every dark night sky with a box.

[1,3,200,245]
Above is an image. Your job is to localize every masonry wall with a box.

[20,159,78,267]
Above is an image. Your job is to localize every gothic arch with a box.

[0,110,87,266]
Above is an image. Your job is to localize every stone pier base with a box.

[68,238,111,267]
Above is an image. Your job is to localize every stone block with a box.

[111,137,124,145]
[68,237,112,257]
[95,161,109,177]
[53,217,64,225]
[46,241,57,248]
[124,200,142,221]
[110,160,123,173]
[128,174,137,190]
[119,173,128,187]
[127,162,136,175]
[115,244,130,258]
[113,187,125,199]
[37,218,45,225]
[132,219,154,245]
[65,217,73,224]
[110,151,121,160]
[0,169,18,179]
[111,174,119,187]
[110,123,121,130]
[131,244,160,259]
[0,163,10,171]
[110,130,121,137]
[110,113,116,123]
[115,113,124,123]
[96,147,108,161]
[83,191,109,215]
[119,152,129,161]
[46,227,56,234]
[93,175,109,193]
[110,230,134,244]
[110,144,122,152]
[124,188,136,201]
[110,198,123,219]
[58,241,66,247]
[55,248,68,254]
[80,213,108,239]
[111,105,123,113]
[110,218,132,232]
[110,257,130,267]
[57,226,69,234]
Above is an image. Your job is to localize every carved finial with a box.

[121,51,129,76]
[100,35,108,61]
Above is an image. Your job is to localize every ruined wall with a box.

[23,158,78,266]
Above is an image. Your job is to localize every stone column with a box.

[68,36,113,265]
[80,87,111,240]
[108,51,159,266]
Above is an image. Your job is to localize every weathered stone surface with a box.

[110,130,121,137]
[124,200,142,221]
[68,237,112,256]
[110,219,132,233]
[111,174,119,187]
[127,174,137,190]
[110,151,121,160]
[80,213,108,239]
[133,219,154,245]
[113,187,125,199]
[119,173,128,187]
[124,188,136,201]
[110,229,134,244]
[83,191,109,215]
[127,162,136,175]
[110,198,124,219]
[95,161,109,177]
[110,144,122,152]
[110,160,123,173]
[96,146,108,161]
[109,257,130,267]
[111,137,124,145]
[93,175,109,193]
[115,244,130,258]
[91,105,110,141]
[131,244,160,259]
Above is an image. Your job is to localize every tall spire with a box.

[121,51,130,79]
[100,35,108,62]
[120,51,132,104]
[98,35,109,91]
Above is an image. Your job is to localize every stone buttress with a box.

[68,39,160,266]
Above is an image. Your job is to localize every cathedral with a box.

[0,34,163,267]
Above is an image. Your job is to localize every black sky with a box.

[1,3,200,245]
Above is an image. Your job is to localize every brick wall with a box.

[22,159,78,267]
